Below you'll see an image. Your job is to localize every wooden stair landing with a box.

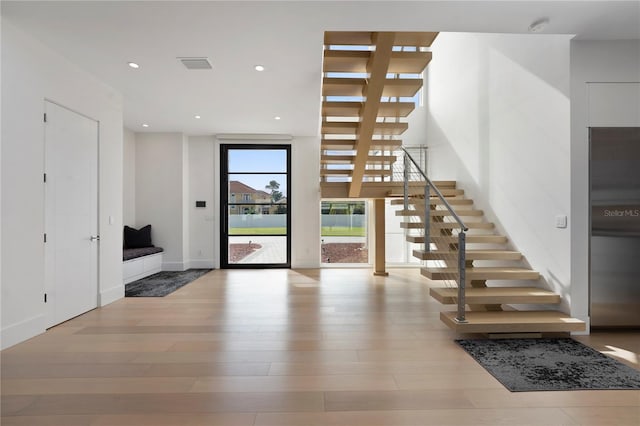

[430,287,561,305]
[440,311,586,334]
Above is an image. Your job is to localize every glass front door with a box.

[220,144,291,268]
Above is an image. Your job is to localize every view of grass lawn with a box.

[230,226,365,236]
[230,227,287,235]
[321,226,365,237]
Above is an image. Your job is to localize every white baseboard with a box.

[99,284,124,306]
[1,314,46,350]
[292,261,321,268]
[189,259,215,269]
[162,261,186,271]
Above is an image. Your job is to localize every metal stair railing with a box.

[399,146,469,324]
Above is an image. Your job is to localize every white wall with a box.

[291,136,321,267]
[570,40,640,328]
[135,133,188,271]
[188,136,215,268]
[1,20,123,349]
[123,128,136,226]
[181,136,190,268]
[0,15,4,342]
[425,32,573,310]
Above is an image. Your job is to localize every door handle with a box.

[223,204,227,234]
[90,235,100,242]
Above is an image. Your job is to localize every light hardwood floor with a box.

[2,268,639,425]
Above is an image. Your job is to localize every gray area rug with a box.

[457,338,640,392]
[125,269,212,297]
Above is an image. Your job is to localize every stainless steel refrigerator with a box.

[590,127,640,328]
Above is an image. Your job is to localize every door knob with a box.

[90,235,100,241]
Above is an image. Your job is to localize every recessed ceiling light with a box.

[528,18,550,33]
[195,115,201,119]
[274,116,281,120]
[142,123,149,128]
[255,65,265,71]
[128,62,140,69]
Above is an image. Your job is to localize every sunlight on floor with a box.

[602,345,639,365]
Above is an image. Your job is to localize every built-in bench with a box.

[123,247,164,284]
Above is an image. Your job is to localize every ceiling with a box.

[2,1,639,137]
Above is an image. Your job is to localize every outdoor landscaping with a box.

[321,242,368,263]
[229,243,262,263]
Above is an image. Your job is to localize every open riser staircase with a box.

[394,151,585,335]
[318,31,584,335]
[320,31,437,198]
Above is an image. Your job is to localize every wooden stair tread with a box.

[323,50,369,73]
[440,311,585,333]
[383,180,457,189]
[321,154,396,164]
[388,188,464,197]
[323,50,432,74]
[388,51,433,74]
[422,266,539,281]
[322,121,409,136]
[407,235,508,244]
[429,198,472,205]
[400,222,494,229]
[414,249,522,261]
[393,32,439,47]
[321,139,402,150]
[391,198,473,206]
[432,221,493,229]
[322,77,423,98]
[322,181,422,198]
[325,31,438,48]
[321,169,392,177]
[395,209,483,217]
[430,209,484,216]
[430,287,560,305]
[322,101,415,118]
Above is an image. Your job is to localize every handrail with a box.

[400,145,468,324]
[400,147,468,232]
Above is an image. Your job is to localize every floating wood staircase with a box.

[320,31,438,199]
[391,185,586,335]
[318,31,584,335]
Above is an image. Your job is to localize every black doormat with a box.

[456,338,640,392]
[125,269,212,297]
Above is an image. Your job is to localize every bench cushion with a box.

[123,246,164,261]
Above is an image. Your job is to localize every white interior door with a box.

[44,101,99,327]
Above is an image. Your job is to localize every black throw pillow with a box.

[124,225,153,249]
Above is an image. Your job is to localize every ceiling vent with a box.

[178,57,212,70]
